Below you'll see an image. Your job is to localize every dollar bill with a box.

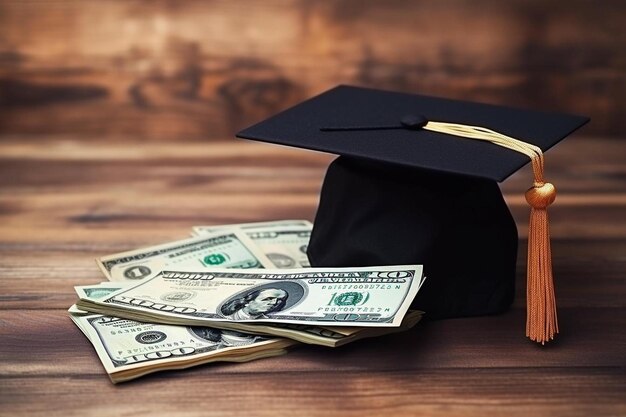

[70,312,294,384]
[193,222,313,268]
[226,310,424,347]
[97,230,275,281]
[243,226,312,268]
[69,304,87,316]
[73,283,423,347]
[191,220,312,236]
[76,282,132,299]
[76,265,424,332]
[70,283,134,315]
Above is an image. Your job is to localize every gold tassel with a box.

[525,182,558,344]
[423,121,559,343]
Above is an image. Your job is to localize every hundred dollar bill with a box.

[237,309,424,346]
[191,220,312,236]
[69,312,294,384]
[97,230,275,282]
[73,283,423,346]
[76,265,424,333]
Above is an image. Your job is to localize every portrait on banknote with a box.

[219,281,305,320]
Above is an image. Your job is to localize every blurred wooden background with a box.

[1,0,625,141]
[1,2,625,416]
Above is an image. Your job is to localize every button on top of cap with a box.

[400,115,428,130]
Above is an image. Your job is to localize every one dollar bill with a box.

[238,226,312,268]
[97,230,275,281]
[193,221,313,268]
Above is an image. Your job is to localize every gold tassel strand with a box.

[424,121,559,344]
[525,181,558,344]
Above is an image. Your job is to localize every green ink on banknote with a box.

[333,292,365,306]
[203,253,227,265]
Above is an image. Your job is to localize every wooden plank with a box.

[1,308,624,376]
[1,240,625,310]
[0,191,623,239]
[0,136,623,176]
[0,139,623,241]
[0,369,624,417]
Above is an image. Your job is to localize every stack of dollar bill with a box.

[70,220,425,383]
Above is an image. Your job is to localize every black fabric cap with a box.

[236,85,589,320]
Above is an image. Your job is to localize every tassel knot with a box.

[525,182,556,209]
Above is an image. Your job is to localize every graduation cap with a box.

[237,85,589,344]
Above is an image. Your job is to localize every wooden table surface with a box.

[1,136,624,417]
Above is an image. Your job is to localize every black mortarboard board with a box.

[237,85,589,343]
